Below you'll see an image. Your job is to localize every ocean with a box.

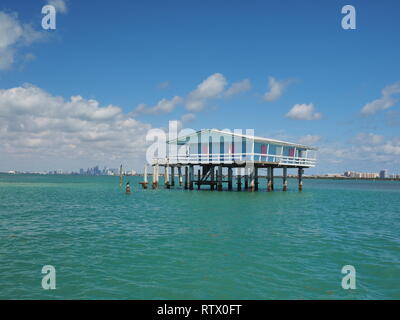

[0,174,399,299]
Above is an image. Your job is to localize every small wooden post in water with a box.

[152,163,159,189]
[283,167,288,191]
[139,164,148,189]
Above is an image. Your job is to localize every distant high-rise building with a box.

[343,171,379,178]
[379,169,388,179]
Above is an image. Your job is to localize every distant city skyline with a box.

[2,164,137,176]
[1,1,400,174]
[3,165,400,180]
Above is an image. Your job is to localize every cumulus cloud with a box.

[361,81,400,115]
[46,0,68,14]
[317,146,350,163]
[317,134,400,168]
[135,96,183,115]
[298,135,321,145]
[351,134,400,157]
[186,73,227,111]
[224,79,251,97]
[181,113,196,123]
[286,103,322,120]
[0,85,152,165]
[136,73,250,116]
[352,133,384,145]
[158,81,170,89]
[0,11,45,70]
[263,76,291,102]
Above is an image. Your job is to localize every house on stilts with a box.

[142,129,317,191]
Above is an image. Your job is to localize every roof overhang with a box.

[167,129,318,150]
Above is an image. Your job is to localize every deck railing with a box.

[153,153,316,167]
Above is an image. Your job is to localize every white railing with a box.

[153,153,316,167]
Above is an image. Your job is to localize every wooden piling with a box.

[210,166,215,191]
[249,167,255,192]
[152,163,159,189]
[184,166,188,189]
[171,166,175,187]
[271,167,274,191]
[298,168,303,191]
[237,169,242,191]
[254,166,259,191]
[178,166,182,186]
[139,164,148,189]
[267,167,272,192]
[244,168,249,190]
[165,164,170,189]
[197,169,201,190]
[283,167,288,191]
[228,167,233,191]
[189,165,194,190]
[217,166,223,191]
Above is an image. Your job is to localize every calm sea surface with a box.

[0,174,399,299]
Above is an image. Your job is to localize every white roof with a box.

[168,129,317,150]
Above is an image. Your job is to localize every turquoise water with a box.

[0,174,399,299]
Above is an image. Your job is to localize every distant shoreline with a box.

[1,172,399,182]
[299,176,400,181]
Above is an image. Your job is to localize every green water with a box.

[0,174,399,299]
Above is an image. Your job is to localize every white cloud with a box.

[263,76,290,102]
[0,11,45,70]
[136,73,251,116]
[361,81,400,115]
[317,146,351,163]
[46,0,68,14]
[381,140,400,155]
[298,135,321,145]
[135,96,183,115]
[186,73,227,111]
[224,79,251,97]
[181,113,196,123]
[352,133,384,145]
[361,97,396,115]
[0,85,152,166]
[286,103,322,120]
[317,134,400,168]
[23,53,36,62]
[158,81,170,89]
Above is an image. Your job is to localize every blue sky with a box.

[0,0,400,174]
